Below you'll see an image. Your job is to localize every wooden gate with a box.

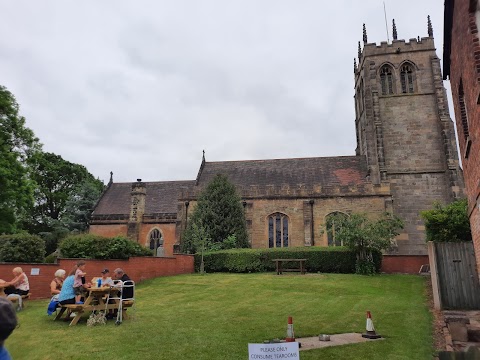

[434,242,480,310]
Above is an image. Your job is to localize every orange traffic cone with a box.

[285,316,295,342]
[361,311,381,339]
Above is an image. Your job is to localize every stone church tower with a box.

[354,19,464,255]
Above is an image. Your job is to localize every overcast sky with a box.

[0,1,450,183]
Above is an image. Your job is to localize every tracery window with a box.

[380,65,394,95]
[268,213,289,248]
[325,212,348,247]
[400,64,414,93]
[148,228,164,256]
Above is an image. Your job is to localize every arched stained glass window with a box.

[380,65,394,95]
[400,64,414,93]
[325,212,349,247]
[268,213,289,248]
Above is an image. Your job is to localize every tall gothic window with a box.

[268,213,289,248]
[400,64,414,93]
[149,228,164,256]
[380,65,394,95]
[325,212,348,247]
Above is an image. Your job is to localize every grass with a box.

[7,273,433,360]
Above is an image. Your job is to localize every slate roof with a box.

[92,180,195,215]
[196,156,369,188]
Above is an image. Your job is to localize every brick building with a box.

[444,0,480,271]
[90,19,464,269]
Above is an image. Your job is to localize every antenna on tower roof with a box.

[383,2,390,43]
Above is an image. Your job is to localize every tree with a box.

[23,151,104,235]
[0,85,41,233]
[420,199,471,242]
[327,212,404,275]
[181,174,249,254]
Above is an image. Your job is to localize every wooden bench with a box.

[8,293,30,309]
[272,259,307,275]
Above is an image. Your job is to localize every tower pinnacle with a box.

[427,15,433,37]
[362,23,368,43]
[358,41,362,59]
[354,58,357,74]
[392,19,397,40]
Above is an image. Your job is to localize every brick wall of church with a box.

[90,224,128,238]
[138,223,177,257]
[447,0,480,274]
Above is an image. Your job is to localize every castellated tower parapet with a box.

[352,18,464,255]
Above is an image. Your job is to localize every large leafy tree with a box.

[327,212,404,275]
[420,199,471,242]
[181,174,249,253]
[24,151,104,234]
[0,85,41,233]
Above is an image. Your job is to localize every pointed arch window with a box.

[325,212,348,247]
[268,213,289,248]
[380,65,394,95]
[148,228,164,257]
[400,64,414,93]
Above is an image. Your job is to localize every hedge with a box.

[59,234,152,259]
[0,233,46,263]
[194,247,382,273]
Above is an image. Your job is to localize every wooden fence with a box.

[429,242,480,310]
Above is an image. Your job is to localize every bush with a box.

[59,234,152,259]
[194,247,382,274]
[0,233,46,263]
[421,199,472,242]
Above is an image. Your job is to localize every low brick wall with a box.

[0,255,194,300]
[381,255,429,274]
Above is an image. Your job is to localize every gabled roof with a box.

[92,180,195,215]
[196,156,369,188]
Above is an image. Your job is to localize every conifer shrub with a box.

[194,247,382,273]
[0,233,46,263]
[59,234,151,259]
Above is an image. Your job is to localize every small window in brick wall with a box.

[268,213,289,248]
[400,64,414,93]
[380,65,395,95]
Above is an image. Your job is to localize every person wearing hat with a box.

[0,297,17,360]
[98,269,114,287]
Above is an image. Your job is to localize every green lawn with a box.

[7,273,433,360]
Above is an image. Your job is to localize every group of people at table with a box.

[0,261,132,317]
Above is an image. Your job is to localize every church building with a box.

[90,19,464,270]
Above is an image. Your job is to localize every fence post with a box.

[428,241,442,310]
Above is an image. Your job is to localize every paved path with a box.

[298,333,384,351]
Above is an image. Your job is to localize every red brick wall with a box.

[0,255,194,299]
[382,255,428,274]
[381,255,429,274]
[448,0,480,274]
[89,224,128,237]
[138,223,177,257]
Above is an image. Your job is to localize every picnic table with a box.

[272,259,307,275]
[54,286,131,326]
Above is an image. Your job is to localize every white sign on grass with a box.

[248,342,299,359]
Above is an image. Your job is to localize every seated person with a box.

[0,297,17,360]
[57,274,76,306]
[4,267,29,296]
[0,279,7,297]
[98,268,114,287]
[50,269,66,299]
[113,268,133,299]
